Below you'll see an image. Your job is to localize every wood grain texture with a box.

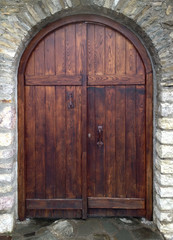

[88,197,145,209]
[19,17,152,220]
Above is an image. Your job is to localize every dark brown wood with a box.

[115,86,126,198]
[146,72,153,220]
[25,87,36,199]
[26,199,82,209]
[88,198,145,209]
[25,75,82,85]
[88,74,145,85]
[125,86,136,198]
[18,16,153,220]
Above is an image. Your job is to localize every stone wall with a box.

[0,0,173,239]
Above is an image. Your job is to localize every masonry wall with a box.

[0,0,173,239]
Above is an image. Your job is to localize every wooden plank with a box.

[88,74,145,85]
[115,32,125,74]
[25,86,36,199]
[45,32,55,75]
[105,87,116,197]
[76,23,84,75]
[25,75,82,85]
[87,24,95,75]
[95,25,104,75]
[66,86,76,198]
[80,24,87,219]
[126,39,137,75]
[136,86,146,199]
[55,28,65,74]
[88,197,145,209]
[35,86,46,198]
[25,52,35,76]
[137,54,145,76]
[105,28,115,74]
[115,86,126,198]
[34,40,44,75]
[146,72,153,220]
[125,86,136,198]
[45,87,55,199]
[18,71,25,220]
[87,87,96,197]
[75,87,82,198]
[66,24,76,75]
[55,86,66,198]
[26,199,82,209]
[95,87,105,197]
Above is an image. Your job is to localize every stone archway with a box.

[0,1,173,239]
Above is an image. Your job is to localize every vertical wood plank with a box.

[35,86,46,198]
[95,25,104,75]
[66,86,76,198]
[25,86,36,199]
[25,52,35,76]
[105,28,115,74]
[55,28,65,75]
[87,24,95,75]
[95,87,105,197]
[125,86,136,198]
[35,40,44,75]
[45,87,55,199]
[105,87,116,197]
[76,23,83,75]
[87,87,96,197]
[45,33,55,75]
[75,86,82,198]
[66,24,76,75]
[115,32,125,74]
[55,86,66,198]
[126,40,137,75]
[81,23,87,219]
[115,86,126,198]
[146,72,153,220]
[137,54,145,76]
[136,85,145,198]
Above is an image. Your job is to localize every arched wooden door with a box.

[18,15,153,220]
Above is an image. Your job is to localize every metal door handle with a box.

[97,125,103,147]
[67,93,74,109]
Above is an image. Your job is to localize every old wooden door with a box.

[18,16,153,220]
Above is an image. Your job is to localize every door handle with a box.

[97,125,103,147]
[67,93,74,109]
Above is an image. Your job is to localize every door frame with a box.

[18,14,153,220]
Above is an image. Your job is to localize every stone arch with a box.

[0,1,172,239]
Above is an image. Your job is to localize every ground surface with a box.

[1,217,164,240]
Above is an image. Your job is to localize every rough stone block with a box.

[159,103,173,117]
[155,158,173,174]
[156,170,173,186]
[160,90,173,103]
[0,173,13,183]
[0,106,16,129]
[158,118,173,130]
[0,184,12,194]
[156,194,173,211]
[0,84,14,101]
[156,130,173,145]
[0,132,14,147]
[0,195,14,211]
[155,181,173,197]
[0,148,15,159]
[156,142,173,158]
[158,221,173,234]
[154,206,173,222]
[0,213,14,233]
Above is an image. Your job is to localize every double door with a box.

[23,21,148,219]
